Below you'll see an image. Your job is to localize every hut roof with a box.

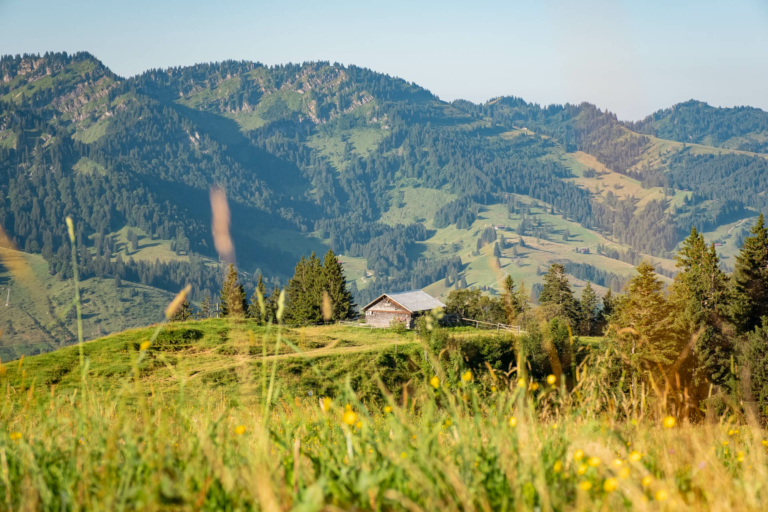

[362,290,445,313]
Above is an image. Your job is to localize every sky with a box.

[1,0,766,120]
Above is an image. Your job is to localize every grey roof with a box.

[362,290,445,313]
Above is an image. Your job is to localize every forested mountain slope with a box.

[626,100,768,153]
[1,51,766,351]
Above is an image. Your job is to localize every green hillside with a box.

[2,52,768,354]
[0,247,175,360]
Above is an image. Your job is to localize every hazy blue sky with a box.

[1,0,766,120]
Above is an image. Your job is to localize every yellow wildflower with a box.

[342,410,357,426]
[655,490,669,501]
[517,378,526,388]
[430,376,440,389]
[383,405,392,414]
[762,440,768,447]
[355,421,363,430]
[579,481,592,491]
[574,449,585,461]
[577,464,588,475]
[140,341,151,351]
[603,478,618,492]
[587,457,600,467]
[530,382,539,391]
[546,374,556,385]
[553,460,563,473]
[629,450,642,462]
[461,371,472,382]
[234,425,246,435]
[509,417,517,428]
[662,416,677,428]
[9,432,21,441]
[618,467,631,479]
[613,458,623,466]
[400,452,407,459]
[642,476,653,487]
[320,397,332,413]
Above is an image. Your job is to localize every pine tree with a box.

[579,282,599,336]
[249,273,267,321]
[515,282,531,326]
[459,275,468,289]
[740,319,768,423]
[170,298,193,322]
[501,275,521,324]
[196,292,212,319]
[220,264,247,318]
[538,263,578,325]
[286,253,324,324]
[265,286,281,323]
[668,228,733,390]
[493,242,501,258]
[732,214,768,333]
[323,250,355,321]
[611,261,677,374]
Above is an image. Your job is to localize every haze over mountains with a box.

[1,51,767,356]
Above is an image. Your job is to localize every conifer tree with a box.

[322,250,355,321]
[170,298,193,322]
[501,275,522,324]
[611,260,676,374]
[515,282,531,326]
[196,292,212,319]
[286,253,324,324]
[265,286,281,323]
[668,228,733,390]
[538,263,579,325]
[731,214,768,333]
[740,319,768,423]
[219,263,247,318]
[248,273,267,322]
[579,282,599,336]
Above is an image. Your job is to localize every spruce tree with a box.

[732,214,768,333]
[668,228,733,390]
[612,261,676,373]
[501,275,521,324]
[579,282,599,336]
[286,253,323,324]
[538,263,578,325]
[248,273,267,322]
[196,292,212,319]
[323,250,355,321]
[219,264,247,318]
[740,319,768,423]
[265,286,281,323]
[170,298,193,322]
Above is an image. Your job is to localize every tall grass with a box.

[1,316,767,510]
[0,218,765,510]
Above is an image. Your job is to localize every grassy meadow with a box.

[0,314,767,511]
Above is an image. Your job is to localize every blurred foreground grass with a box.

[0,318,766,511]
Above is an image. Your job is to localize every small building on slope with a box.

[361,290,446,329]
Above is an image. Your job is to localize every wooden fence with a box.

[461,318,525,335]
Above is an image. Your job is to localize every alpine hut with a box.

[361,290,446,328]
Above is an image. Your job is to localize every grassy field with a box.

[0,315,766,510]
